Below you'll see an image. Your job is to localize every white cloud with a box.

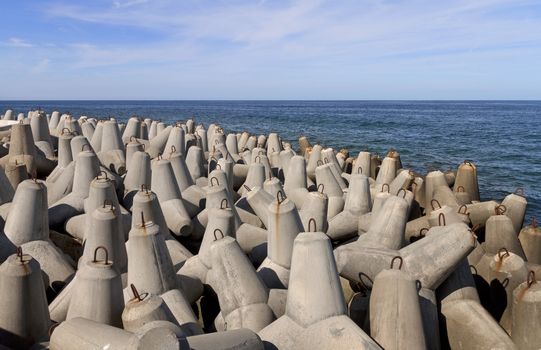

[5,37,34,48]
[112,0,149,9]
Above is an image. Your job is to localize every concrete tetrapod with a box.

[125,139,145,172]
[501,191,527,234]
[122,117,141,144]
[315,163,345,219]
[163,125,186,158]
[151,158,192,236]
[123,151,151,209]
[180,207,235,284]
[4,179,49,246]
[67,247,124,327]
[263,177,283,201]
[321,148,347,190]
[336,223,475,290]
[50,317,141,350]
[30,111,54,158]
[4,179,74,286]
[257,192,304,289]
[80,205,128,273]
[375,156,397,188]
[512,271,541,349]
[488,248,528,333]
[127,219,178,297]
[485,214,526,260]
[185,146,206,182]
[208,237,275,332]
[258,232,382,350]
[130,188,193,271]
[298,191,328,234]
[99,120,126,175]
[327,173,371,241]
[352,151,371,178]
[45,130,75,205]
[453,160,480,202]
[0,249,50,349]
[65,173,130,241]
[424,171,448,215]
[49,149,101,227]
[369,258,427,350]
[245,186,273,229]
[519,217,541,264]
[441,299,516,350]
[283,155,309,210]
[122,287,178,333]
[238,162,265,197]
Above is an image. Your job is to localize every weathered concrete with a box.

[442,299,517,350]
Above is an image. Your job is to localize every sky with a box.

[0,0,540,100]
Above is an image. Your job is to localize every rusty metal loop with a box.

[357,272,374,291]
[215,163,222,170]
[255,155,261,163]
[463,160,474,166]
[498,247,510,260]
[527,271,537,288]
[102,199,113,209]
[16,246,23,263]
[495,204,507,215]
[220,198,228,209]
[140,211,145,226]
[81,143,92,152]
[210,177,220,187]
[390,256,403,270]
[397,188,407,198]
[431,199,442,210]
[61,127,71,135]
[243,184,251,192]
[356,167,362,174]
[276,190,286,204]
[170,145,176,154]
[470,265,478,275]
[308,218,317,232]
[96,171,108,180]
[317,183,324,193]
[438,213,446,226]
[532,216,537,228]
[130,284,143,302]
[458,205,468,214]
[456,185,465,192]
[213,229,224,241]
[93,246,109,264]
[381,183,390,193]
[515,187,525,197]
[323,157,330,164]
[419,227,429,237]
[471,224,481,233]
[129,135,137,142]
[316,160,323,166]
[140,184,149,194]
[141,143,146,150]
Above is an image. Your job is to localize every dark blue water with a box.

[2,100,540,222]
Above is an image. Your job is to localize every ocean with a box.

[1,100,540,222]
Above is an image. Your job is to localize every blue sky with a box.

[0,0,540,100]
